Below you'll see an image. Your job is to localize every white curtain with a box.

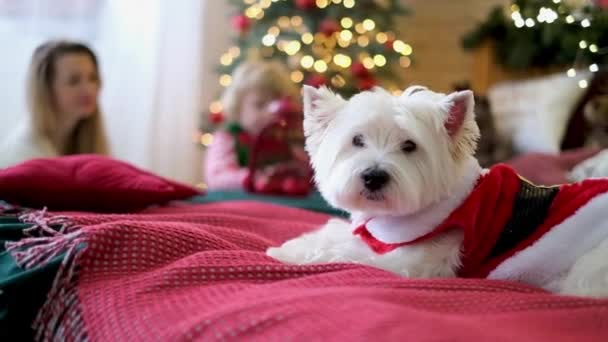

[0,0,231,184]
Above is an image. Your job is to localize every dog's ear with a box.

[442,90,480,158]
[302,85,345,155]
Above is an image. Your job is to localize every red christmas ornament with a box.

[319,19,340,36]
[305,74,327,88]
[295,0,316,10]
[384,38,395,50]
[596,0,608,8]
[231,14,251,33]
[351,61,370,79]
[209,111,225,124]
[237,132,253,146]
[282,176,310,196]
[254,175,283,194]
[358,77,377,91]
[268,97,301,117]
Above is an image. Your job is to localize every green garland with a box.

[462,0,608,70]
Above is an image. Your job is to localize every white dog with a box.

[267,85,608,297]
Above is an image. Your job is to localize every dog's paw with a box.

[266,245,304,264]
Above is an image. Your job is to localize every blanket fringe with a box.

[4,209,89,341]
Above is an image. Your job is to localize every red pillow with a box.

[0,154,201,212]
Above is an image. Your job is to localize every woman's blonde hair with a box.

[221,59,299,122]
[26,40,109,155]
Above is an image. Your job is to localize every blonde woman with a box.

[0,40,109,168]
[204,60,300,190]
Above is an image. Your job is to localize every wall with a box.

[397,0,509,92]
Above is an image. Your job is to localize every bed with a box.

[1,155,607,341]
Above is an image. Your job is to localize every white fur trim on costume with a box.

[488,192,608,287]
[366,158,481,244]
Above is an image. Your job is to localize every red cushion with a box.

[0,154,201,212]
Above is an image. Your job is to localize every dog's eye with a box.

[352,134,365,147]
[401,140,417,153]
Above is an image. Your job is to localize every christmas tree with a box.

[462,0,608,79]
[202,0,412,133]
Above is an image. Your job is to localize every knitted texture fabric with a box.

[6,201,608,341]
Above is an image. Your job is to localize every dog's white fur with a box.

[267,85,608,297]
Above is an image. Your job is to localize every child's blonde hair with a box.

[221,60,299,122]
[27,40,109,155]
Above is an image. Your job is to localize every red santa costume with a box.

[354,164,608,286]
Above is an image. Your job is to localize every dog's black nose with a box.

[361,168,390,191]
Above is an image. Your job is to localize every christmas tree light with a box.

[463,0,608,88]
[198,0,412,143]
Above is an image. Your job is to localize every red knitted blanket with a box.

[7,201,608,341]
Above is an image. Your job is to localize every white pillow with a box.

[487,71,592,154]
[569,149,608,182]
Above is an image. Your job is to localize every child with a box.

[204,60,300,190]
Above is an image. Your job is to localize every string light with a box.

[362,57,375,69]
[373,54,387,67]
[220,53,233,66]
[200,133,214,147]
[301,32,314,44]
[316,0,329,8]
[313,60,328,72]
[357,35,369,47]
[341,17,353,29]
[262,34,276,46]
[581,19,591,27]
[228,46,240,57]
[245,5,262,19]
[333,53,352,68]
[579,40,588,49]
[291,16,303,26]
[285,40,301,55]
[399,56,411,68]
[209,101,222,113]
[566,15,575,24]
[268,26,280,36]
[553,0,561,3]
[259,0,272,9]
[376,32,388,43]
[290,70,304,83]
[276,40,287,51]
[354,23,366,34]
[219,74,232,87]
[579,80,588,88]
[343,0,355,8]
[525,18,535,27]
[393,40,406,53]
[511,11,522,21]
[567,68,576,77]
[590,64,599,72]
[339,29,353,41]
[590,44,598,53]
[278,16,290,28]
[332,0,342,3]
[362,19,376,31]
[338,38,351,48]
[402,43,413,56]
[301,55,314,68]
[537,7,557,23]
